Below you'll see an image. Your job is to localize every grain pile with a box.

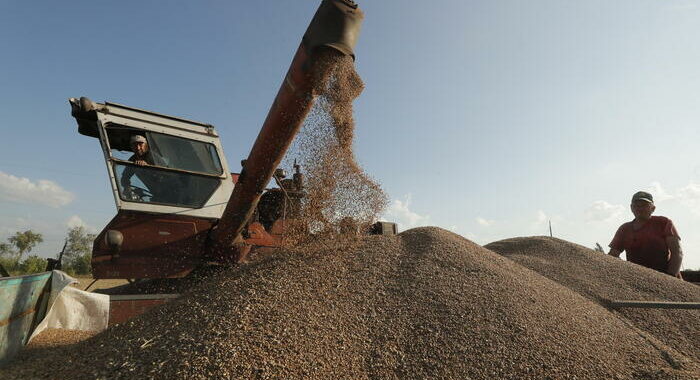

[485,236,700,363]
[94,265,220,295]
[281,49,387,243]
[7,329,97,369]
[3,228,698,379]
[27,329,97,349]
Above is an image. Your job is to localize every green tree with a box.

[0,242,17,275]
[62,226,96,275]
[19,255,48,274]
[68,252,92,275]
[8,230,43,261]
[0,242,13,256]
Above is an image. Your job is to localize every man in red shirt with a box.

[608,191,683,278]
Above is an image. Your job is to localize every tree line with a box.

[0,226,95,276]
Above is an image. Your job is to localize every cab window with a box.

[113,163,220,208]
[104,126,224,208]
[105,126,223,176]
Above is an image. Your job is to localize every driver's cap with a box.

[130,135,147,144]
[631,191,653,204]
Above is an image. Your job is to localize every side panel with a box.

[0,272,52,365]
[92,211,214,279]
[108,294,180,325]
[244,221,285,247]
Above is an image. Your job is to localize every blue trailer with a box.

[0,272,52,365]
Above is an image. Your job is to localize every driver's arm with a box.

[120,166,135,196]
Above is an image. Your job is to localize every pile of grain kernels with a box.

[3,228,698,379]
[486,236,700,364]
[27,329,97,349]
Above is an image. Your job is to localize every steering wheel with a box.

[126,185,153,201]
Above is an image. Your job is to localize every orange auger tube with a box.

[209,0,364,260]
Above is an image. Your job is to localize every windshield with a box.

[105,126,224,208]
[106,127,223,176]
[148,133,223,175]
[113,163,220,208]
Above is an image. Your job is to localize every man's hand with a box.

[122,185,135,200]
[666,235,683,278]
[134,159,147,166]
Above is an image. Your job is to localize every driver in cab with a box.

[128,134,153,166]
[120,134,171,201]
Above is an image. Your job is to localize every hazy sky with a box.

[1,1,699,269]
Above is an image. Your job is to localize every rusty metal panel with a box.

[243,222,282,248]
[108,294,180,325]
[92,211,214,279]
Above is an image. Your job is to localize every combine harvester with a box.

[1,0,395,364]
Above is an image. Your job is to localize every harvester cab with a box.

[69,98,298,279]
[70,99,234,215]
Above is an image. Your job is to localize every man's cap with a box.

[130,135,147,144]
[631,191,653,203]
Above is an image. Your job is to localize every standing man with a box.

[608,191,683,278]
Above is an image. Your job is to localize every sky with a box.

[1,0,700,270]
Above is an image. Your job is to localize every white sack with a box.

[28,270,110,342]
